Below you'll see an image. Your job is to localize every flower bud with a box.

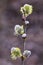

[22,33,27,39]
[11,47,22,60]
[25,21,29,25]
[20,4,33,17]
[14,25,24,36]
[23,50,31,59]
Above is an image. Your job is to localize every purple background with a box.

[0,0,43,65]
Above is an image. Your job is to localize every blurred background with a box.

[0,0,43,65]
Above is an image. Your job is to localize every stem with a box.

[21,14,27,65]
[22,19,26,65]
[22,60,24,65]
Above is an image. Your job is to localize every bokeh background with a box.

[0,0,43,65]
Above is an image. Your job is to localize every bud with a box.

[14,25,24,36]
[22,33,27,39]
[20,4,33,17]
[25,21,29,25]
[11,47,22,60]
[23,50,31,59]
[24,4,33,16]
